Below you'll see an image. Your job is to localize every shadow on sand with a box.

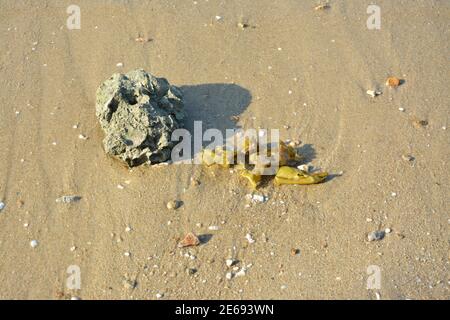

[180,83,252,142]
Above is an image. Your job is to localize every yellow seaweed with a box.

[240,170,262,190]
[274,166,328,186]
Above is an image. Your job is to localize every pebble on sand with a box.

[0,201,5,211]
[314,4,330,10]
[123,279,137,290]
[246,194,268,203]
[190,178,200,186]
[167,200,180,210]
[366,90,382,98]
[412,119,428,129]
[367,231,385,242]
[55,195,81,203]
[226,259,236,267]
[402,154,414,162]
[235,268,246,277]
[30,240,39,248]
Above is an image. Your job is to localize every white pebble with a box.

[398,107,405,112]
[30,240,39,248]
[225,272,233,280]
[391,192,397,197]
[385,228,392,234]
[124,251,130,257]
[248,194,267,203]
[235,268,246,277]
[245,233,255,244]
[156,293,163,299]
[125,226,131,232]
[116,62,123,67]
[208,225,219,231]
[117,184,124,190]
[225,259,235,267]
[70,246,76,252]
[78,134,88,140]
[0,201,5,211]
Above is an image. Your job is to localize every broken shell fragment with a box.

[412,118,428,129]
[314,4,330,10]
[55,195,81,203]
[402,154,414,162]
[178,232,200,248]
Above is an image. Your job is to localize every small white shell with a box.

[245,233,255,244]
[366,90,382,98]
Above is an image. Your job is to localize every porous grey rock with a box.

[96,69,185,166]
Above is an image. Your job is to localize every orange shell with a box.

[178,232,200,248]
[386,77,401,88]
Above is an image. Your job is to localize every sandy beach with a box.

[0,0,449,299]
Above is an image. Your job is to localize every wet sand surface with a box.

[0,0,449,299]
